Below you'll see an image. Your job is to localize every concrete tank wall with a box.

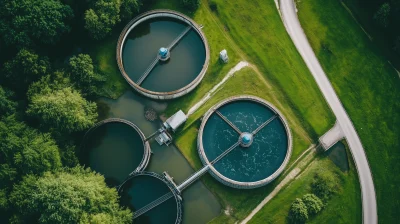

[117,10,210,100]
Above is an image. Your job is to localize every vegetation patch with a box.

[296,0,400,222]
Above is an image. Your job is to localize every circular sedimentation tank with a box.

[80,119,151,186]
[117,10,210,100]
[198,96,292,189]
[119,172,182,224]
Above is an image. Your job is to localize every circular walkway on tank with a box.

[198,96,292,189]
[118,171,182,224]
[117,10,210,100]
[80,119,151,186]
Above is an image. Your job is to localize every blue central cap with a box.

[159,47,168,57]
[242,133,252,144]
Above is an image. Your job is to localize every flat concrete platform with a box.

[319,121,345,150]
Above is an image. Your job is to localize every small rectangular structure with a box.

[220,49,229,63]
[164,110,187,132]
[319,121,345,151]
[155,132,172,146]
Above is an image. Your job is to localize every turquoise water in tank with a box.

[202,101,288,182]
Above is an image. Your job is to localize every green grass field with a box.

[296,0,400,223]
[207,0,334,137]
[248,145,361,224]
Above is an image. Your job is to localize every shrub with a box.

[311,171,341,201]
[288,198,308,223]
[209,0,218,12]
[302,194,324,215]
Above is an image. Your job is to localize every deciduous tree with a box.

[27,87,97,133]
[288,198,308,223]
[68,54,105,95]
[0,0,73,47]
[0,86,17,117]
[84,0,121,40]
[10,167,132,224]
[0,115,62,211]
[302,194,324,215]
[2,49,50,92]
[120,0,140,21]
[311,171,341,201]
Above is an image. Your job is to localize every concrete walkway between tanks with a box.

[278,0,377,223]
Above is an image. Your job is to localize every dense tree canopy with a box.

[9,167,132,224]
[68,54,105,95]
[84,0,121,40]
[27,86,97,133]
[0,0,73,47]
[0,86,17,117]
[0,115,62,211]
[120,0,140,21]
[2,49,50,92]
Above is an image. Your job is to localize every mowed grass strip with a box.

[248,146,361,224]
[296,0,400,223]
[208,0,334,137]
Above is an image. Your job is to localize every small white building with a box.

[155,131,172,146]
[220,49,229,63]
[164,110,187,132]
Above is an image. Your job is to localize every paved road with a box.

[279,0,377,223]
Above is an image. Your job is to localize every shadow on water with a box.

[94,90,221,224]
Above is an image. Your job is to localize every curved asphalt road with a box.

[279,0,377,223]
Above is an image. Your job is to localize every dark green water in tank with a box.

[81,122,145,186]
[119,175,178,224]
[202,101,289,182]
[122,18,206,92]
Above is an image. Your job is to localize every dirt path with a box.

[187,61,249,116]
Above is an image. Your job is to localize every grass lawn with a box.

[296,0,400,222]
[206,0,334,137]
[248,145,361,224]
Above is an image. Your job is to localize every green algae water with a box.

[122,18,206,92]
[96,91,220,224]
[119,174,178,224]
[81,122,145,186]
[202,101,288,182]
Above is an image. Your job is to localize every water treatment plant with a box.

[1,0,391,222]
[76,9,296,224]
[81,95,292,223]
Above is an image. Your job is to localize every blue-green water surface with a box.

[202,101,288,182]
